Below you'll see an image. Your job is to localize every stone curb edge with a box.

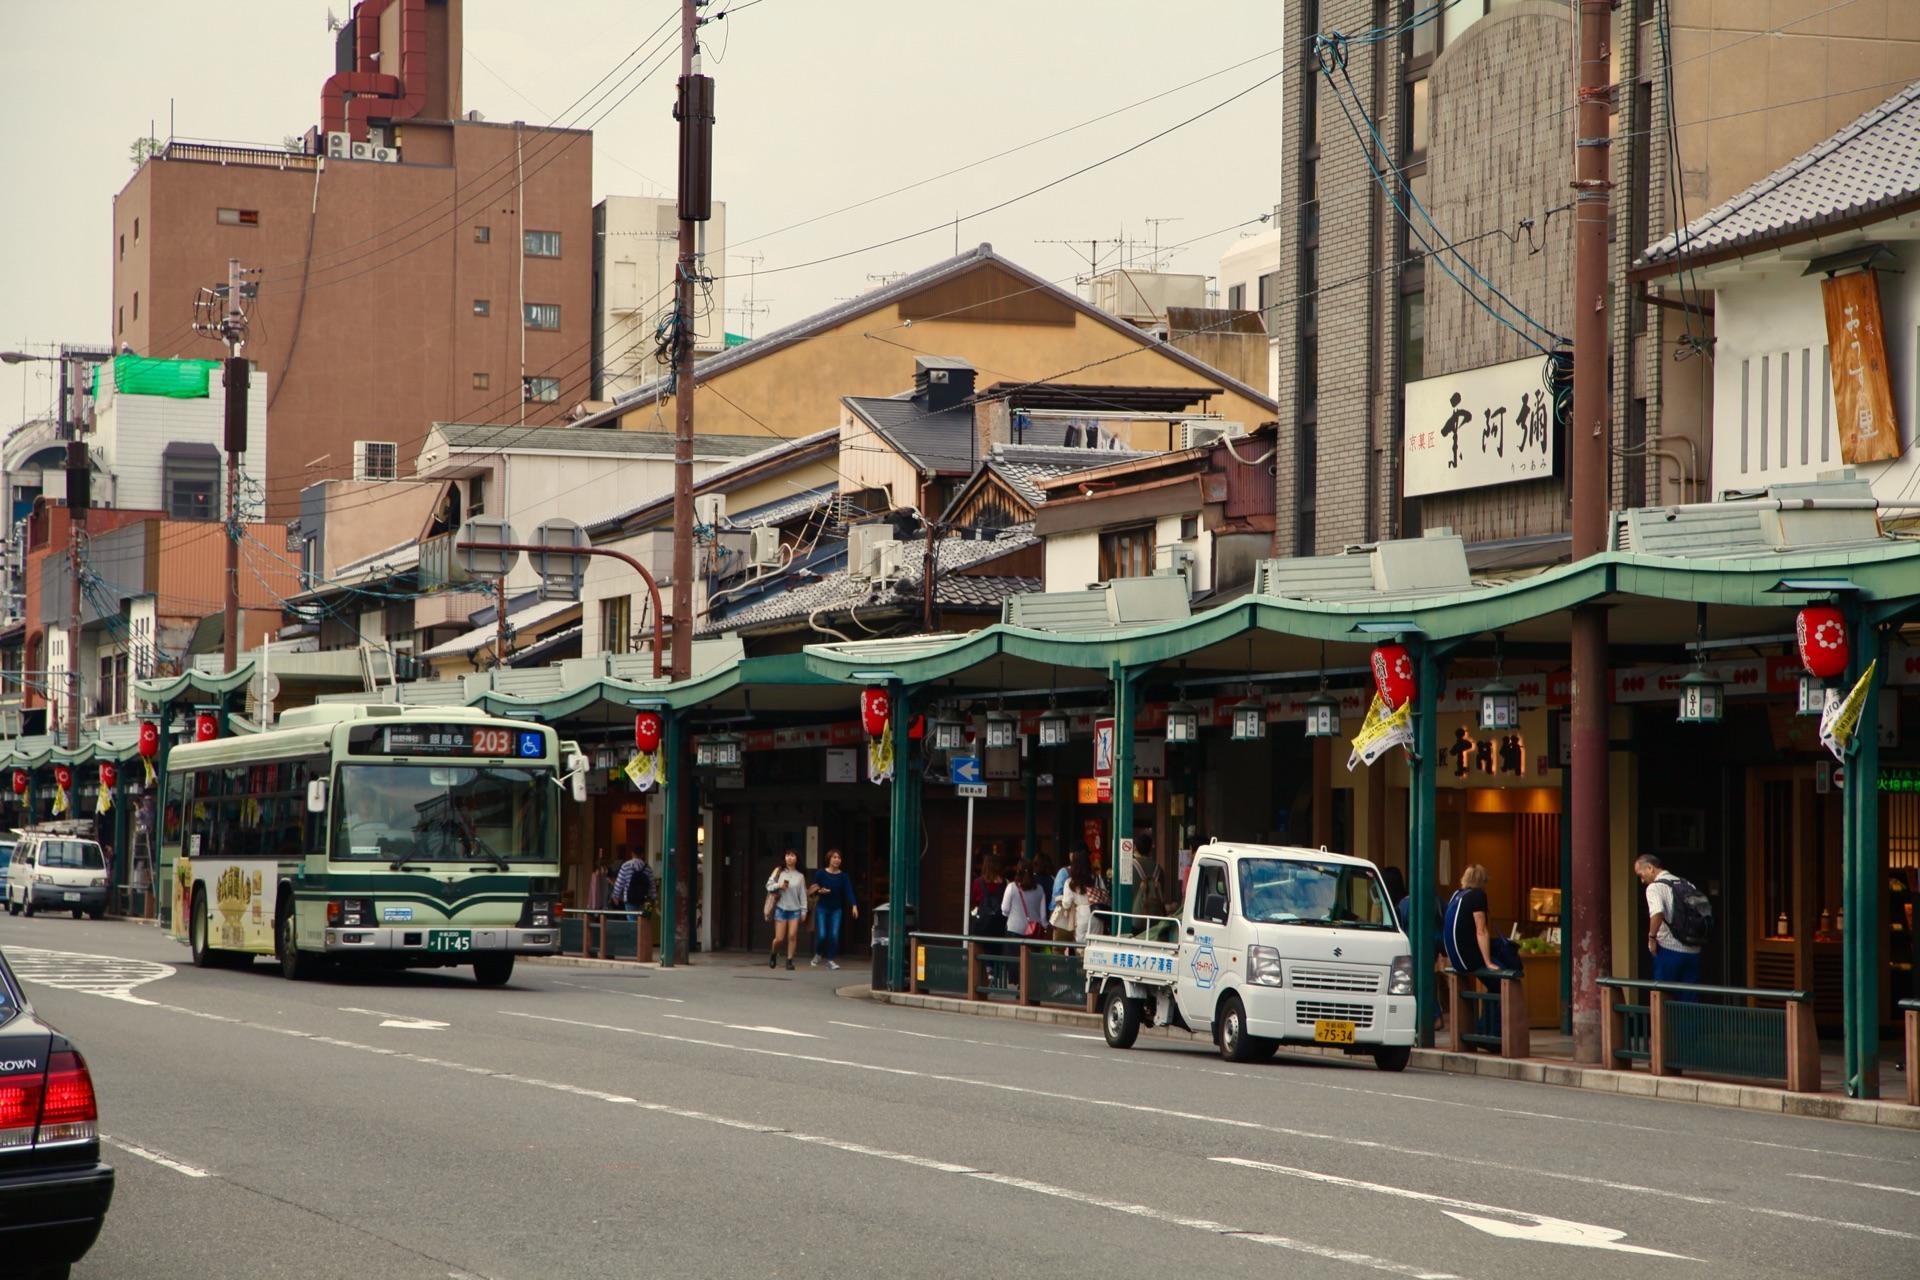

[847,988,1920,1131]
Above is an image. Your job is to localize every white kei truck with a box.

[1083,840,1418,1071]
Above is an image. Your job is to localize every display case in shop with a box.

[1516,886,1562,1029]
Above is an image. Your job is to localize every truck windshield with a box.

[332,764,551,863]
[1237,858,1394,929]
[36,840,105,870]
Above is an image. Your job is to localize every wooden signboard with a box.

[1820,270,1904,464]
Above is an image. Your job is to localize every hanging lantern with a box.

[1795,606,1848,679]
[908,714,925,742]
[54,765,72,790]
[633,712,662,753]
[984,709,1018,750]
[694,737,717,767]
[1371,642,1415,710]
[1037,708,1071,747]
[1303,690,1341,739]
[1676,666,1724,725]
[195,713,219,742]
[711,735,743,769]
[138,720,160,758]
[930,712,966,752]
[9,770,25,796]
[860,688,890,737]
[1163,701,1200,745]
[99,762,118,789]
[1477,678,1519,731]
[1230,698,1266,741]
[1795,673,1829,718]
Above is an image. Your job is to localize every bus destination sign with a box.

[365,726,546,758]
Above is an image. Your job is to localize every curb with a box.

[857,989,1920,1130]
[525,954,668,973]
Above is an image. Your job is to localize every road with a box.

[2,914,1915,1280]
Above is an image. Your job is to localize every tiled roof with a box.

[704,523,1039,634]
[986,443,1151,508]
[580,427,839,535]
[1639,80,1920,269]
[433,422,775,459]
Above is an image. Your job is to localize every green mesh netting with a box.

[92,354,220,399]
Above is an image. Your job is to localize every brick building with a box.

[1266,0,1920,563]
[110,0,593,518]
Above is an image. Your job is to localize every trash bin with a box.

[869,903,916,991]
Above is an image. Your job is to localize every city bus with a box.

[163,703,583,985]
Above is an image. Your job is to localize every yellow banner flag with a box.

[1818,659,1876,762]
[1347,693,1413,772]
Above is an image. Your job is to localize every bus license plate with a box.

[427,930,471,953]
[1314,1019,1357,1045]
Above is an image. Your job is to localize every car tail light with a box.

[521,897,557,929]
[327,899,372,927]
[36,1050,98,1147]
[0,1073,43,1153]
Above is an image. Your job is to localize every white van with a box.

[5,827,110,920]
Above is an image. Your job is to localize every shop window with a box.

[600,595,631,655]
[1098,525,1154,581]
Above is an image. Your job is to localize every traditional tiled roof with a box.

[986,443,1151,508]
[432,421,774,458]
[580,427,840,536]
[1638,80,1920,270]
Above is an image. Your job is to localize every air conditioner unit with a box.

[693,493,726,528]
[352,440,398,481]
[748,526,782,570]
[845,523,889,579]
[870,538,904,585]
[325,131,351,158]
[1181,421,1246,450]
[350,140,373,161]
[366,145,397,164]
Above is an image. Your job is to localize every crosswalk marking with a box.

[4,945,177,1002]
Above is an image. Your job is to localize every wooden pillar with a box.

[1499,974,1531,1059]
[1786,998,1821,1094]
[1648,989,1669,1077]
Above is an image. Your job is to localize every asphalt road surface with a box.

[3,913,1915,1279]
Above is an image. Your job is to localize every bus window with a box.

[163,775,187,845]
[331,762,553,864]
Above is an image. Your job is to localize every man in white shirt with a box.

[1634,854,1701,985]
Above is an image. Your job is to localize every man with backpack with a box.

[613,847,655,922]
[1635,854,1710,989]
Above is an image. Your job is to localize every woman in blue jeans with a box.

[808,849,859,970]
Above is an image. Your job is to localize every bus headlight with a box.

[521,897,558,929]
[1389,954,1415,995]
[1248,945,1283,986]
[327,898,373,927]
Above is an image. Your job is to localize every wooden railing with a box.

[1599,977,1818,1092]
[1442,967,1529,1058]
[560,908,656,963]
[906,931,1093,1012]
[1902,998,1919,1107]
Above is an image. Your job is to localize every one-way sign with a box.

[949,756,982,786]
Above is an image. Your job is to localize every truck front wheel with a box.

[1372,1045,1412,1073]
[1215,994,1277,1063]
[1102,984,1142,1049]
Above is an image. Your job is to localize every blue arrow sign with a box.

[949,756,982,785]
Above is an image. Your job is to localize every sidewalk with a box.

[852,987,1920,1131]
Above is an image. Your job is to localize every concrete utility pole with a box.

[195,257,251,676]
[65,438,87,751]
[671,0,713,684]
[1568,0,1613,1064]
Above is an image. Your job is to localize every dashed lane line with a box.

[101,1135,213,1178]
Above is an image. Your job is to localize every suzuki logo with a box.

[1332,946,1343,957]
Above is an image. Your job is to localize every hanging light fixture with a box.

[694,736,717,767]
[1303,689,1340,738]
[1795,672,1829,717]
[1038,705,1070,747]
[984,708,1018,750]
[711,734,744,769]
[1477,632,1519,731]
[1676,607,1722,725]
[1231,639,1265,740]
[930,709,966,752]
[1164,699,1201,744]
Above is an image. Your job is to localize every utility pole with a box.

[195,257,251,676]
[1568,0,1613,1064]
[65,437,87,751]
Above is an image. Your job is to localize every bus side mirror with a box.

[566,753,588,804]
[306,779,329,813]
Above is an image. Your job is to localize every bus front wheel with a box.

[472,953,515,987]
[277,904,324,981]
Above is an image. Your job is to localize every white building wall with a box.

[90,363,268,515]
[597,195,727,400]
[1043,530,1101,592]
[1711,262,1920,501]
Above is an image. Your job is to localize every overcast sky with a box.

[0,0,1284,429]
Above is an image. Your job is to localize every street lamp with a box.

[1164,700,1200,744]
[1795,673,1829,717]
[1230,697,1265,741]
[1037,707,1070,747]
[984,709,1017,750]
[1676,666,1724,725]
[930,712,966,752]
[710,734,743,769]
[1477,678,1519,731]
[1303,690,1341,739]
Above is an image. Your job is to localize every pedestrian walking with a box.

[613,848,653,922]
[1049,857,1071,915]
[970,854,1007,940]
[1130,833,1168,927]
[1635,854,1707,990]
[587,851,613,912]
[765,850,809,970]
[808,849,858,970]
[1049,851,1096,943]
[1001,861,1048,940]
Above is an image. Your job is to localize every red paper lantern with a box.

[99,763,117,789]
[195,713,219,742]
[908,714,925,742]
[1795,606,1848,680]
[860,687,890,737]
[1371,642,1416,710]
[10,770,26,795]
[633,712,662,753]
[138,720,160,757]
[54,765,72,790]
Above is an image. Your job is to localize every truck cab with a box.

[1084,840,1417,1071]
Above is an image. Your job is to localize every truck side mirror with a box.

[305,779,329,814]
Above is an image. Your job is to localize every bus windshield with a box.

[332,764,553,864]
[1236,858,1395,930]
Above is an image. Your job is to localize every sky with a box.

[0,0,1285,429]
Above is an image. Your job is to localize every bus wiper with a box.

[390,859,431,872]
[469,856,509,872]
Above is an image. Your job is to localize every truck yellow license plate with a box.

[1313,1019,1357,1044]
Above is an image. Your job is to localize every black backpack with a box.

[1662,874,1713,947]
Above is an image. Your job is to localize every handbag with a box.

[1048,895,1075,933]
[1023,920,1046,939]
[763,891,778,920]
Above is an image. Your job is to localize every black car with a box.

[0,949,114,1279]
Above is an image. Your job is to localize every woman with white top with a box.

[1001,861,1048,940]
[765,849,809,971]
[1050,851,1096,943]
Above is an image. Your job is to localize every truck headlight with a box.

[1249,944,1283,986]
[91,876,108,888]
[1389,954,1415,995]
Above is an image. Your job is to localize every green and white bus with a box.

[163,704,582,986]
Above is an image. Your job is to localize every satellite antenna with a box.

[326,8,343,32]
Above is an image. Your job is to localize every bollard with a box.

[1786,998,1820,1094]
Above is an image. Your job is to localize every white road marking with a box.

[547,978,683,1002]
[505,1010,1920,1244]
[339,1007,449,1030]
[1057,1033,1106,1041]
[1211,1157,1687,1258]
[5,946,175,1002]
[661,1013,820,1038]
[1791,1172,1920,1198]
[101,1135,213,1178]
[83,994,1455,1278]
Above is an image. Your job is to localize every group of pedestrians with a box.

[763,848,859,971]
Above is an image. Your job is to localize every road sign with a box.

[531,518,589,602]
[949,756,982,786]
[456,517,518,578]
[957,783,987,798]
